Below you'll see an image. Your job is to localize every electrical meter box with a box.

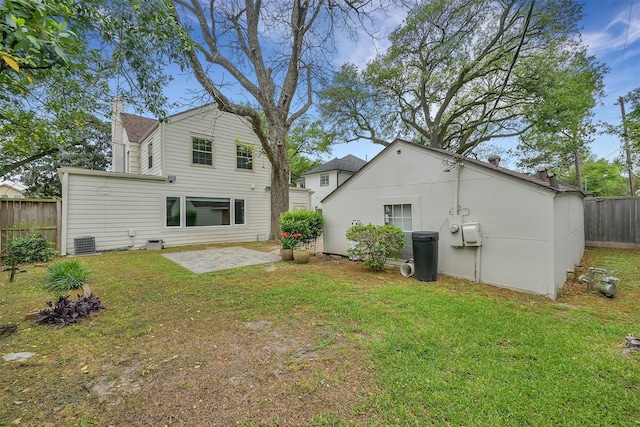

[462,222,482,246]
[448,215,464,247]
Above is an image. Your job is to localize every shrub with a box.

[5,233,57,282]
[36,295,106,328]
[44,260,90,296]
[279,210,324,247]
[346,224,406,270]
[186,210,197,226]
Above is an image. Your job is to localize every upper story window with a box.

[320,173,329,186]
[148,143,153,169]
[236,145,253,170]
[384,204,413,231]
[192,137,213,166]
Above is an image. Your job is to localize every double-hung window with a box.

[192,137,213,166]
[320,174,329,186]
[236,145,253,170]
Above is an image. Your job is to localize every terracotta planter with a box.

[293,249,310,264]
[280,249,294,261]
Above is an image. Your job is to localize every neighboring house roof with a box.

[0,181,24,191]
[302,154,366,176]
[121,113,157,143]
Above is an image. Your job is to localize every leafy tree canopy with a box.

[556,157,630,197]
[1,0,187,180]
[0,0,78,82]
[321,0,603,159]
[513,52,607,189]
[287,117,334,184]
[7,116,111,198]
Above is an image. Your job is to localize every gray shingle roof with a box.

[302,154,366,175]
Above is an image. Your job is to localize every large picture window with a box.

[384,204,412,231]
[192,137,213,166]
[166,196,246,227]
[186,197,230,226]
[236,145,253,170]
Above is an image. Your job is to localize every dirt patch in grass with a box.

[84,316,373,426]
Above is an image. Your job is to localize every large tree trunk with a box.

[574,149,583,191]
[268,129,291,240]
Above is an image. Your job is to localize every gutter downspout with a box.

[160,120,165,178]
[454,161,462,215]
[454,161,481,283]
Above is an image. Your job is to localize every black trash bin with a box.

[412,231,439,282]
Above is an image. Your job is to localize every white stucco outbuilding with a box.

[322,140,586,299]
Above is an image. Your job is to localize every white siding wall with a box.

[289,187,312,210]
[337,171,354,186]
[305,170,354,209]
[552,193,585,295]
[140,129,162,176]
[323,142,579,299]
[61,105,272,254]
[0,185,23,198]
[126,141,140,174]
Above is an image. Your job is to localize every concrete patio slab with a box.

[162,246,281,274]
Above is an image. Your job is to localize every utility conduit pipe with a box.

[400,261,415,277]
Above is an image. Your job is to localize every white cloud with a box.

[333,7,407,68]
[582,5,640,57]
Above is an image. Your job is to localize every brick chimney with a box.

[111,97,125,172]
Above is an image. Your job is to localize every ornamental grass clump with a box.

[346,224,406,270]
[44,260,90,296]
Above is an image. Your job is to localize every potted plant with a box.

[277,232,299,261]
[280,210,324,263]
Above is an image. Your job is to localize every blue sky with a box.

[581,0,639,162]
[161,1,640,166]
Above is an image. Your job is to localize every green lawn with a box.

[1,244,638,426]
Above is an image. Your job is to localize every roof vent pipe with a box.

[488,155,501,167]
[548,173,559,188]
[537,167,548,181]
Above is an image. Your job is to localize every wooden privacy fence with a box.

[0,199,61,256]
[584,197,640,249]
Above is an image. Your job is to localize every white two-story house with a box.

[300,155,366,210]
[58,101,292,255]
